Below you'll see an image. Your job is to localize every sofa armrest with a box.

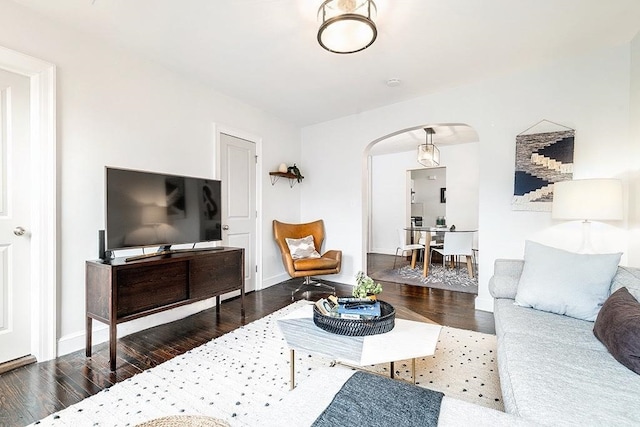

[489,259,524,300]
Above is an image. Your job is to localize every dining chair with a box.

[393,229,424,269]
[430,231,475,277]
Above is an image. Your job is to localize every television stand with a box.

[86,247,245,371]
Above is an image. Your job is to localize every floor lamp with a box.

[551,179,623,253]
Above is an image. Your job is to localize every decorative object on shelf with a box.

[551,178,623,253]
[287,163,304,182]
[269,164,304,187]
[512,119,575,212]
[417,127,440,167]
[317,0,377,54]
[353,271,382,298]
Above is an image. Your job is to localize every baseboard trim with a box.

[58,297,220,357]
[262,272,290,288]
[475,296,494,312]
[0,355,37,374]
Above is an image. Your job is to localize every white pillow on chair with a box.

[285,235,322,260]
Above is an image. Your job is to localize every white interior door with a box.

[220,133,256,292]
[0,68,32,364]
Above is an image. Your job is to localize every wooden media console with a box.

[85,247,244,371]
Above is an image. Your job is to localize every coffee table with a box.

[277,303,442,389]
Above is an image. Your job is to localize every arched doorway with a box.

[362,123,480,283]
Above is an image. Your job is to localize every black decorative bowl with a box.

[313,300,395,336]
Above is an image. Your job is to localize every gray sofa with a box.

[489,259,640,426]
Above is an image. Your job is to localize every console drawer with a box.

[116,261,188,317]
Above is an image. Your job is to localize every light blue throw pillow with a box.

[515,241,622,321]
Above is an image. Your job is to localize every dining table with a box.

[403,227,477,277]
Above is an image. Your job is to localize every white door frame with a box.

[213,124,263,291]
[0,46,57,362]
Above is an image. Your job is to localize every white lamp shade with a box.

[552,179,623,221]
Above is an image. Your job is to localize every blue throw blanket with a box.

[312,371,444,427]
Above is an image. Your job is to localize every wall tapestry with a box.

[512,120,574,211]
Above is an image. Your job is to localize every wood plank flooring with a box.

[0,253,494,427]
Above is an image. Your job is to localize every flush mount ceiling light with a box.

[317,0,377,54]
[417,127,440,167]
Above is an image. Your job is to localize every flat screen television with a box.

[105,167,222,258]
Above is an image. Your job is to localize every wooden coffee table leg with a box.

[290,349,295,390]
[390,361,395,379]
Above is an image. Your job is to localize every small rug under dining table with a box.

[370,264,478,294]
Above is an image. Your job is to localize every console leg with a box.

[109,323,117,371]
[241,285,245,318]
[86,317,92,357]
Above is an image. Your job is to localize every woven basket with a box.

[313,300,395,336]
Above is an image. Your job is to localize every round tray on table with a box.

[313,300,395,336]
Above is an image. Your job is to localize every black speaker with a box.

[98,229,106,260]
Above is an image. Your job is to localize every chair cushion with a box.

[285,235,321,259]
[294,257,339,271]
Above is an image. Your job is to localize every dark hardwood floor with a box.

[0,253,493,427]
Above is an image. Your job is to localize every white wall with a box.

[629,32,640,266]
[0,0,301,356]
[439,143,480,232]
[370,151,413,254]
[301,44,633,311]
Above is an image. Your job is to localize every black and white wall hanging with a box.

[512,120,575,211]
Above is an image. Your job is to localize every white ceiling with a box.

[8,0,640,128]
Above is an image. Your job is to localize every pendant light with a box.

[417,128,440,167]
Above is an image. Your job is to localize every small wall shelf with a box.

[269,171,302,188]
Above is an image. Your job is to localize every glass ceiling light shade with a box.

[417,128,440,167]
[317,0,377,54]
[552,178,624,253]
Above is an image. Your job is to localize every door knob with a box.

[222,225,229,230]
[13,226,26,236]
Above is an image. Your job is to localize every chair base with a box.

[291,276,336,301]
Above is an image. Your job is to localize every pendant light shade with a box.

[317,0,377,54]
[417,128,440,167]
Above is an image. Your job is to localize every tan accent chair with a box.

[273,219,342,299]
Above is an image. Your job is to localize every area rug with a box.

[32,301,500,426]
[370,264,478,294]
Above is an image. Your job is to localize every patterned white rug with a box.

[32,301,501,426]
